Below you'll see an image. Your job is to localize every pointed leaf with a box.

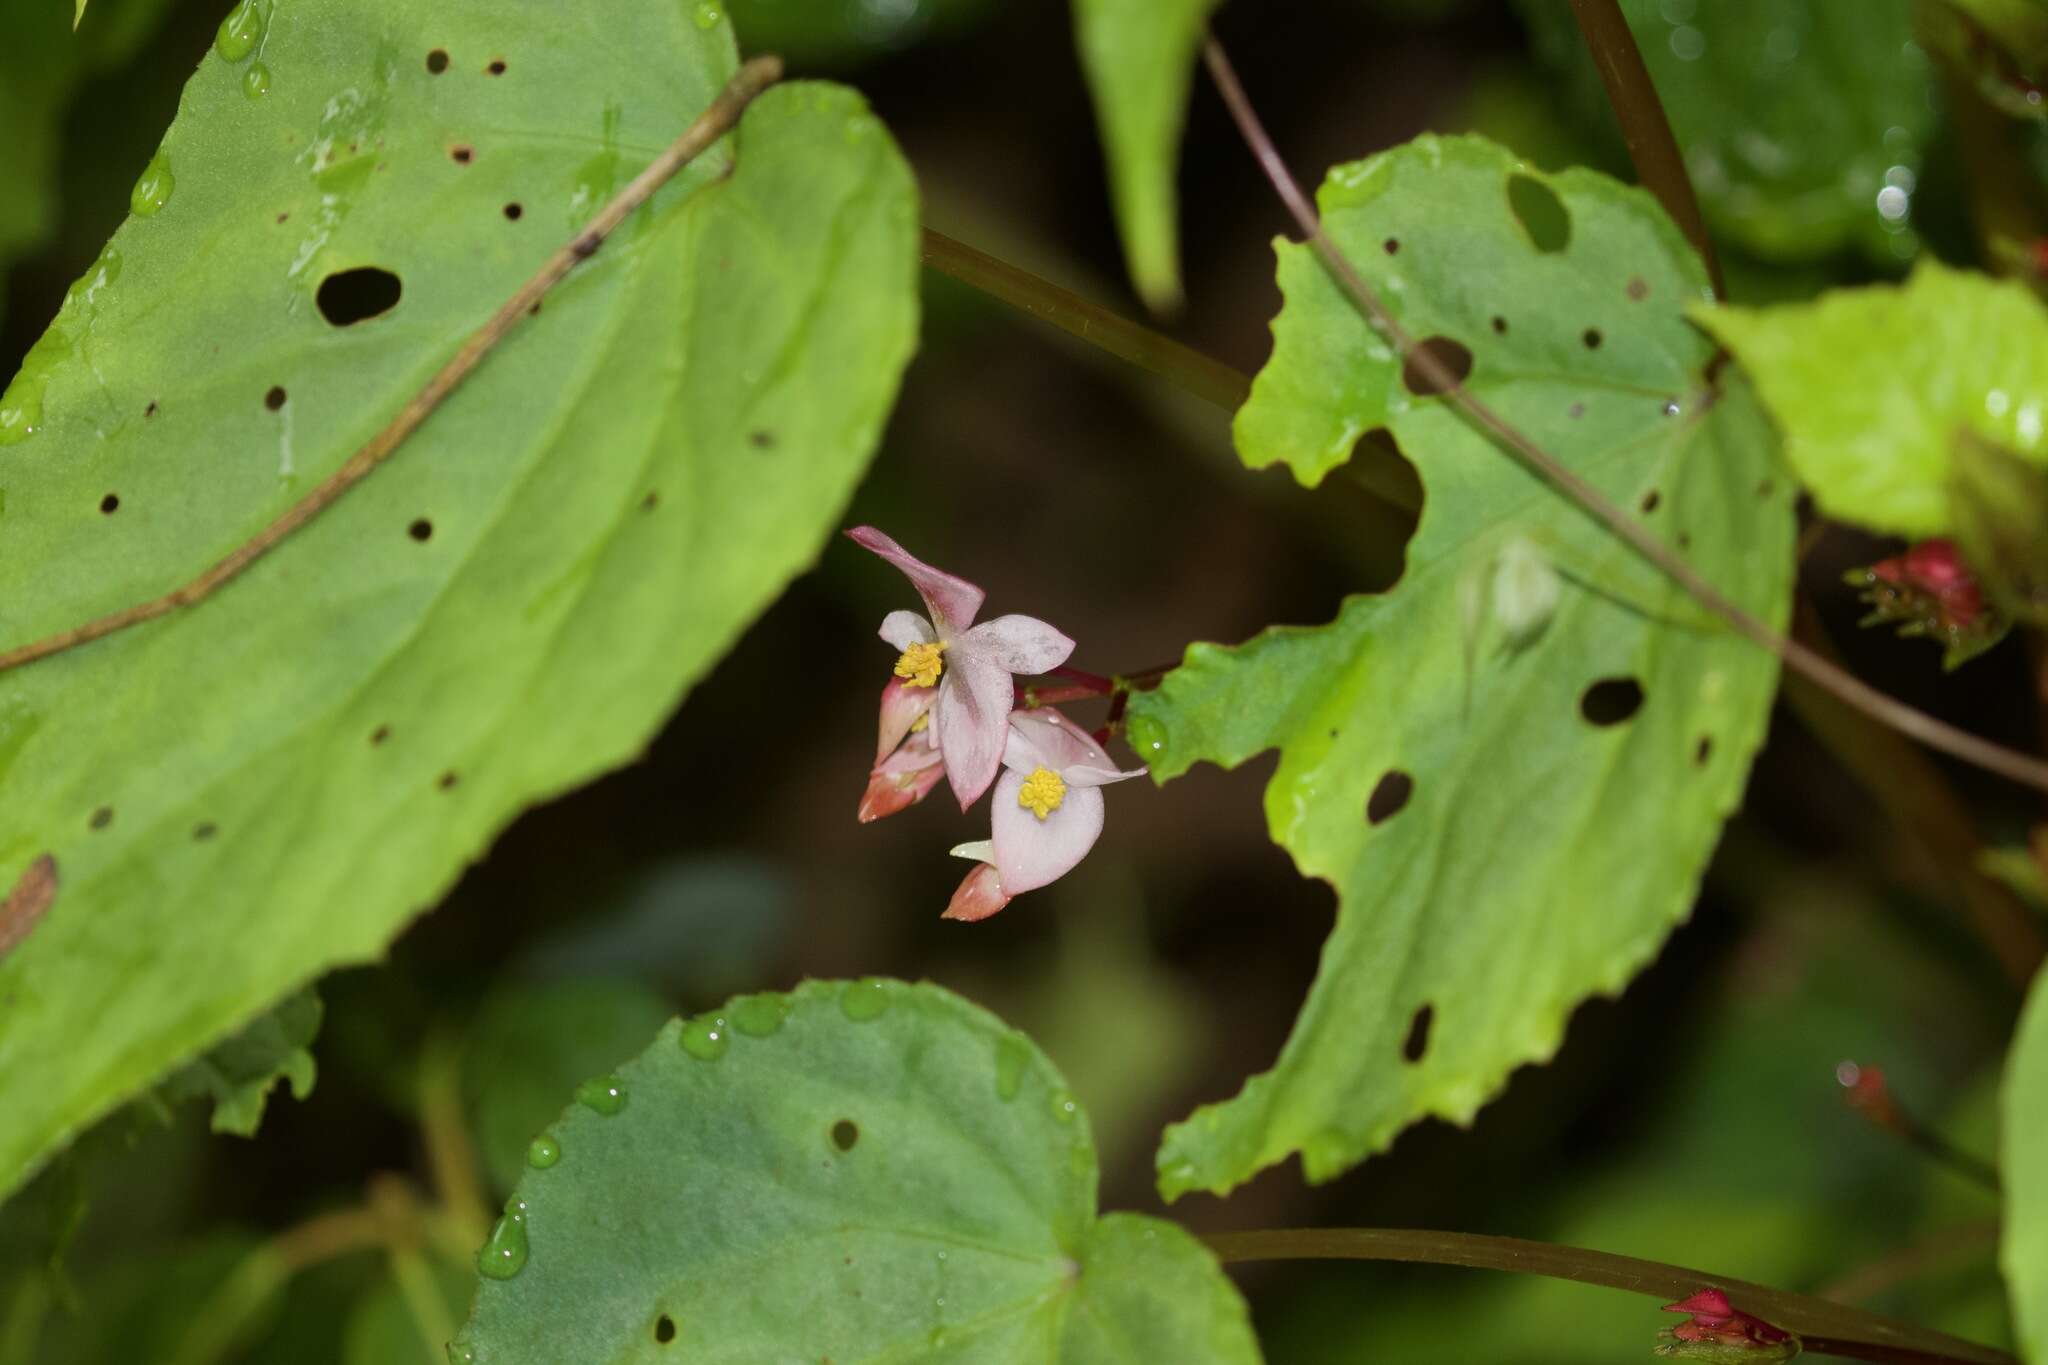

[0,1,918,1199]
[1127,135,1793,1199]
[453,980,1261,1364]
[1694,261,2048,538]
[1071,0,1218,311]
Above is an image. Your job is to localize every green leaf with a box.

[454,980,1262,1364]
[1513,0,1934,261]
[154,986,321,1136]
[73,0,86,29]
[2008,967,2048,1364]
[1072,0,1218,311]
[0,1,919,1200]
[461,978,674,1197]
[1128,134,1793,1199]
[1693,262,2048,537]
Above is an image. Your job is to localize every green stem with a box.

[1564,0,1725,296]
[920,227,1249,412]
[1202,1228,2016,1365]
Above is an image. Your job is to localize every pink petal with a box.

[874,679,939,764]
[1001,708,1130,783]
[962,614,1074,674]
[942,862,1012,922]
[857,735,944,823]
[1663,1291,1736,1319]
[936,648,1014,809]
[991,769,1104,894]
[879,610,936,652]
[846,527,985,634]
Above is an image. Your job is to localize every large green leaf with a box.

[1127,134,1793,1199]
[453,979,1262,1364]
[0,1,919,1199]
[1693,261,2048,538]
[1514,0,1934,262]
[2008,967,2048,1363]
[1071,0,1217,312]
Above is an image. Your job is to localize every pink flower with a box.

[1659,1290,1791,1349]
[941,710,1144,921]
[846,527,1075,808]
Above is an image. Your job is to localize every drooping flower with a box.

[942,709,1145,920]
[846,527,1075,808]
[1654,1289,1795,1361]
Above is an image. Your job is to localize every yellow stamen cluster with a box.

[894,641,945,688]
[1017,766,1066,820]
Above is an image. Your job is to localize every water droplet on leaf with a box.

[730,992,788,1037]
[476,1199,530,1280]
[994,1034,1030,1101]
[1049,1090,1078,1123]
[575,1075,627,1115]
[839,978,892,1021]
[693,2,723,27]
[680,1013,729,1061]
[131,153,174,217]
[243,63,272,98]
[527,1134,561,1168]
[214,0,262,63]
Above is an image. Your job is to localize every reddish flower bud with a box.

[1655,1289,1796,1360]
[1847,538,2006,669]
[941,862,1010,923]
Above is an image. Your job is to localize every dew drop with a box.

[680,1013,730,1061]
[0,375,46,447]
[693,1,723,27]
[446,1342,477,1364]
[476,1199,530,1280]
[1049,1090,1078,1124]
[243,63,272,99]
[1124,712,1167,756]
[994,1034,1030,1101]
[839,977,892,1022]
[131,153,174,217]
[575,1075,627,1115]
[527,1134,561,1169]
[729,992,788,1037]
[214,0,263,63]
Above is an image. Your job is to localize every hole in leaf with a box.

[265,385,287,411]
[503,202,523,221]
[426,48,449,74]
[487,58,507,75]
[1627,276,1649,301]
[1400,336,1472,397]
[831,1119,860,1151]
[316,267,402,326]
[1366,770,1413,824]
[1490,315,1508,335]
[1695,735,1713,766]
[1568,402,1585,420]
[1507,174,1571,252]
[89,806,113,830]
[1382,237,1400,255]
[1403,1004,1433,1062]
[409,518,433,542]
[1582,327,1603,349]
[654,1315,676,1344]
[750,430,776,449]
[640,491,660,511]
[1756,478,1774,497]
[145,400,158,418]
[1640,488,1661,513]
[193,821,218,841]
[1580,677,1644,727]
[99,493,119,514]
[450,143,474,165]
[437,770,460,790]
[370,724,391,746]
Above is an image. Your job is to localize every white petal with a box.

[948,840,996,862]
[963,614,1074,674]
[935,648,1014,809]
[873,678,939,764]
[991,772,1103,895]
[1003,708,1111,775]
[878,610,936,652]
[1063,762,1148,789]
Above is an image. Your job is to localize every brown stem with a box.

[1565,0,1724,296]
[1815,1222,2001,1307]
[0,57,785,677]
[1200,35,2048,797]
[1202,1228,2016,1365]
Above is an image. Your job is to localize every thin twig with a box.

[0,57,785,677]
[1200,36,2048,797]
[1202,1228,2016,1365]
[1565,0,1724,295]
[1814,1221,2001,1307]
